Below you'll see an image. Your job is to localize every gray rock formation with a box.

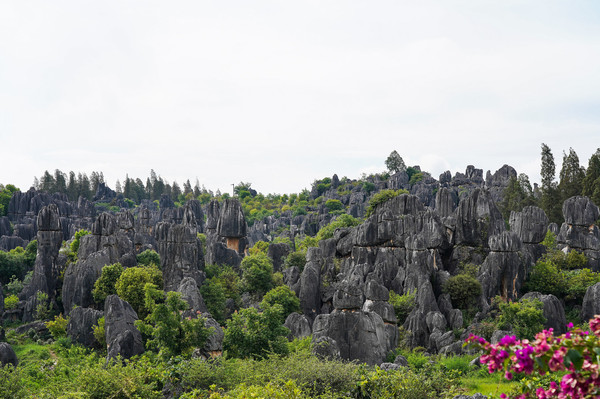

[486,164,517,204]
[268,243,292,272]
[557,196,600,270]
[521,292,567,335]
[177,277,207,313]
[202,315,224,356]
[284,312,312,340]
[0,342,18,367]
[20,204,63,321]
[581,282,600,322]
[104,295,144,361]
[312,310,388,365]
[454,189,505,248]
[66,307,104,348]
[155,221,204,292]
[217,198,247,238]
[478,232,525,302]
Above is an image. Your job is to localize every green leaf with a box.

[565,348,584,370]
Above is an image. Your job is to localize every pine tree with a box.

[583,149,600,206]
[540,143,563,224]
[558,148,585,201]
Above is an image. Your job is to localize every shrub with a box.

[115,266,162,317]
[315,214,361,241]
[443,274,482,310]
[388,290,415,324]
[200,278,227,324]
[240,253,273,296]
[136,249,160,268]
[248,240,269,256]
[92,262,124,304]
[35,291,51,320]
[284,250,307,271]
[136,285,213,359]
[324,199,344,213]
[223,304,289,359]
[365,189,409,217]
[409,172,424,185]
[0,365,25,399]
[93,316,106,349]
[4,275,23,296]
[362,181,376,194]
[525,258,565,297]
[46,313,69,339]
[4,294,18,310]
[260,285,300,321]
[565,268,600,303]
[498,298,546,340]
[69,229,91,262]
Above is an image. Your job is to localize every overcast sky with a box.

[1,1,600,195]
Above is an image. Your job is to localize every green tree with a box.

[0,184,19,217]
[136,284,213,359]
[68,229,91,262]
[559,147,585,202]
[223,304,289,359]
[499,176,536,220]
[115,266,162,317]
[388,290,415,324]
[260,285,300,321]
[583,148,600,206]
[385,150,406,174]
[199,277,227,324]
[136,250,160,268]
[92,263,124,304]
[365,189,409,217]
[240,253,273,296]
[324,199,344,213]
[443,274,482,310]
[540,143,563,224]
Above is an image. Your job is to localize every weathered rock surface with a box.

[479,232,525,302]
[557,196,600,270]
[66,307,104,348]
[312,310,388,365]
[177,277,207,313]
[454,189,505,247]
[581,282,600,322]
[284,312,312,340]
[217,199,247,238]
[0,342,18,367]
[104,295,144,361]
[155,221,204,292]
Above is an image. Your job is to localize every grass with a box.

[460,373,519,396]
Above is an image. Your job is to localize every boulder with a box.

[479,233,526,302]
[284,312,312,340]
[563,196,600,226]
[581,282,600,322]
[202,316,224,356]
[62,249,111,313]
[177,277,207,313]
[104,295,144,361]
[312,310,388,365]
[521,292,567,335]
[0,342,17,367]
[312,336,341,360]
[268,243,292,272]
[66,307,104,348]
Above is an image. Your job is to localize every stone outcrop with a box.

[478,232,525,302]
[20,204,64,321]
[177,277,207,313]
[284,312,312,340]
[155,219,204,293]
[66,307,104,348]
[104,295,144,361]
[581,282,600,322]
[454,189,505,248]
[0,342,18,367]
[557,196,600,270]
[62,212,134,313]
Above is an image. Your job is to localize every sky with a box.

[1,1,600,195]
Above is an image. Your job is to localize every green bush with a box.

[0,365,25,399]
[69,229,91,262]
[136,284,213,359]
[443,274,482,310]
[4,294,18,310]
[0,241,36,284]
[223,304,289,359]
[564,268,600,303]
[115,266,162,317]
[240,253,273,296]
[315,214,361,241]
[260,285,300,321]
[35,291,51,320]
[498,298,546,340]
[388,290,415,324]
[200,277,227,324]
[93,316,106,349]
[284,250,307,272]
[92,262,124,304]
[365,189,409,217]
[325,199,344,213]
[45,314,69,339]
[136,249,160,268]
[248,240,269,256]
